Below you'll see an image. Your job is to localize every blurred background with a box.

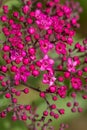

[0,0,87,130]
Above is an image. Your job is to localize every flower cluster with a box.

[0,0,86,130]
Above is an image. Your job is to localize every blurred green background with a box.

[0,0,87,130]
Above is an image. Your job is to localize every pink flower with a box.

[52,16,63,33]
[10,49,26,61]
[67,58,77,72]
[43,73,56,86]
[9,36,23,47]
[57,86,67,98]
[55,42,67,55]
[39,39,53,54]
[14,66,30,82]
[71,77,82,90]
[35,10,52,30]
[40,55,54,71]
[43,68,56,86]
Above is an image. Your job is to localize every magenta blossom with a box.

[57,86,67,98]
[39,39,53,54]
[35,9,52,30]
[42,68,56,86]
[71,77,82,90]
[10,49,26,61]
[40,55,54,71]
[67,57,77,72]
[43,73,56,86]
[52,16,64,33]
[14,66,30,83]
[55,42,67,55]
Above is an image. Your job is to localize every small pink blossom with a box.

[10,49,26,61]
[42,67,56,85]
[40,55,54,71]
[52,16,63,33]
[35,10,52,30]
[55,42,67,55]
[14,66,30,82]
[67,58,77,72]
[57,86,67,98]
[71,77,82,90]
[39,39,53,54]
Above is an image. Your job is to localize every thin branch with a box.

[21,82,41,92]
